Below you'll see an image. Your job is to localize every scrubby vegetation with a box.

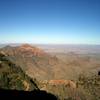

[0,53,39,91]
[38,73,100,100]
[77,73,100,100]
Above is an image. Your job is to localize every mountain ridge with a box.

[0,44,74,80]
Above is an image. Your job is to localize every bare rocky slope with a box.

[0,44,74,80]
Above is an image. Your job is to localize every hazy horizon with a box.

[1,42,100,45]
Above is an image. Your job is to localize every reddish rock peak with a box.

[20,44,35,49]
[19,44,36,50]
[18,44,46,57]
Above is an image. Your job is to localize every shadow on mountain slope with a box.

[0,89,58,100]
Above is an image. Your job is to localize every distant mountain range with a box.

[0,44,74,80]
[0,44,100,81]
[1,44,100,54]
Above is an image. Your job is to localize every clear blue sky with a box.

[0,0,100,44]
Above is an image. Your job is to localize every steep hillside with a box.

[0,52,38,91]
[0,44,74,80]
